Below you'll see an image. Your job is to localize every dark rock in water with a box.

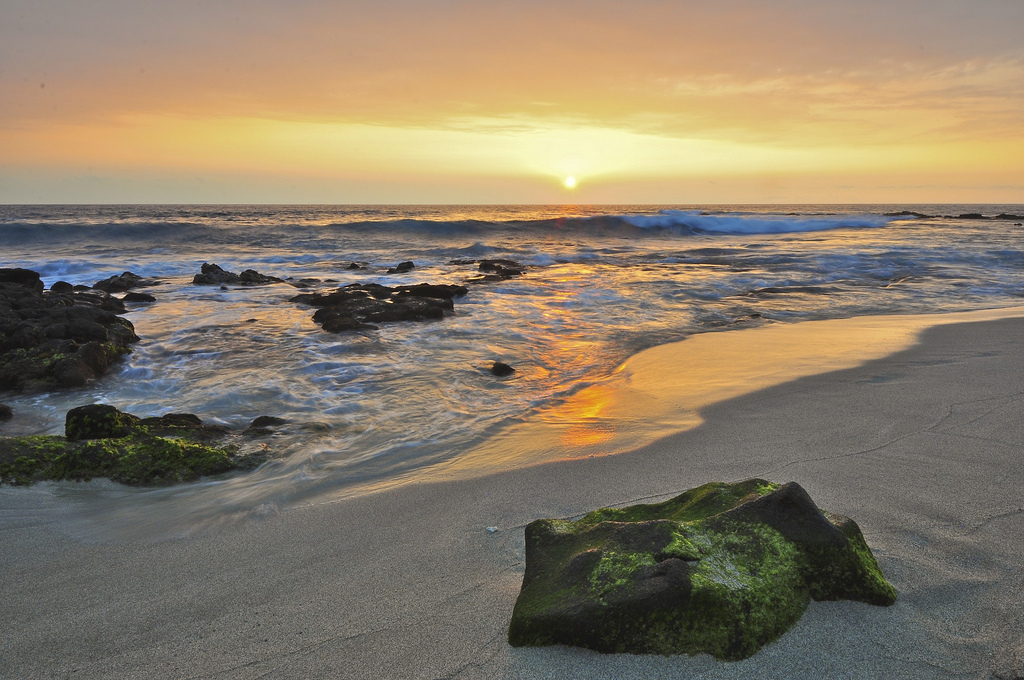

[883,210,932,218]
[0,269,139,391]
[286,278,323,289]
[479,259,525,274]
[394,283,469,300]
[292,282,467,333]
[491,361,515,377]
[192,263,283,286]
[347,262,365,270]
[66,403,140,440]
[0,404,12,420]
[468,259,527,284]
[50,281,74,294]
[957,213,987,220]
[0,269,44,293]
[995,214,1024,221]
[508,479,896,661]
[387,261,416,274]
[250,415,288,428]
[1,404,258,486]
[122,292,157,303]
[93,271,162,293]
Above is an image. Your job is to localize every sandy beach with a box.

[3,312,1024,679]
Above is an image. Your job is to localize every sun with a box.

[563,176,578,189]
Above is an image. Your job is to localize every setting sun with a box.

[563,176,578,189]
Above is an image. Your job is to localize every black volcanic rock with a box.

[93,271,162,293]
[0,269,44,293]
[467,259,527,283]
[386,261,416,274]
[292,282,467,333]
[491,361,515,377]
[0,269,139,391]
[192,263,283,286]
[884,210,932,218]
[122,292,157,303]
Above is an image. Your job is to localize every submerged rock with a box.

[292,282,468,333]
[192,263,283,286]
[0,268,139,391]
[508,479,896,661]
[1,404,262,486]
[122,291,157,303]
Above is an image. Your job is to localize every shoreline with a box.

[3,311,1024,678]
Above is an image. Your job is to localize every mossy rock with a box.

[508,479,896,660]
[65,403,141,440]
[0,404,262,486]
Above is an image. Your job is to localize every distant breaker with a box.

[623,210,898,235]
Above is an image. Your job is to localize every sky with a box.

[1,0,1023,204]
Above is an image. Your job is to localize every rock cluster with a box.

[467,259,526,284]
[0,269,139,391]
[508,479,896,660]
[292,282,468,332]
[0,404,261,486]
[192,263,283,286]
[93,271,162,293]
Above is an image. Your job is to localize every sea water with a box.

[1,204,1023,533]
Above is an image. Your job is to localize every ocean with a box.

[2,204,1023,533]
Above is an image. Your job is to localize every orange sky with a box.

[2,0,1023,203]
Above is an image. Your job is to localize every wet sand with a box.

[3,313,1024,679]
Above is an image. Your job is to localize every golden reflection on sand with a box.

[428,306,1024,481]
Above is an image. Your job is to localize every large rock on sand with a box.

[508,479,896,660]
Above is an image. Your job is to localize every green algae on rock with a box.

[0,404,264,486]
[508,479,896,660]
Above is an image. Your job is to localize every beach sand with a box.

[3,313,1024,679]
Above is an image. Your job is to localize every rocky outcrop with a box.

[292,282,468,333]
[0,269,139,391]
[93,271,162,293]
[386,261,416,274]
[467,259,526,284]
[508,479,896,660]
[192,263,283,286]
[0,404,262,486]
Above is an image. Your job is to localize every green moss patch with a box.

[508,479,896,660]
[0,404,263,486]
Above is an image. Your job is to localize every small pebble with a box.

[486,526,498,534]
